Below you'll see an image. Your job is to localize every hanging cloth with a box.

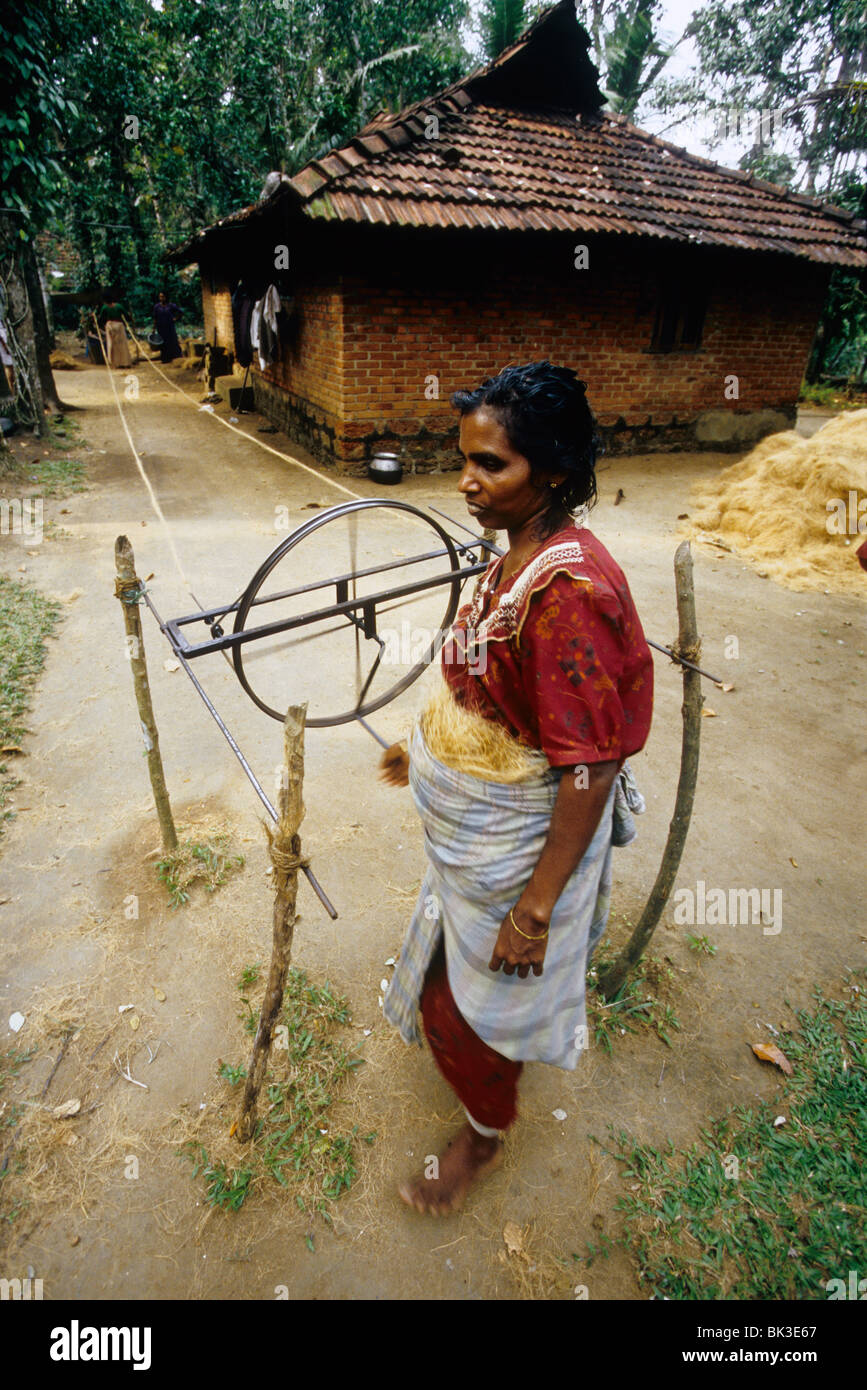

[231,285,254,368]
[259,284,281,368]
[250,299,264,369]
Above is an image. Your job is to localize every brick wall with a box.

[36,233,82,287]
[201,275,235,354]
[255,280,344,463]
[334,242,826,468]
[262,280,343,414]
[222,231,829,472]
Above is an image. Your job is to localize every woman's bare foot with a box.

[398,1123,504,1215]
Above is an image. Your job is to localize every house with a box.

[167,0,866,472]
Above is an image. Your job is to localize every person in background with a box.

[152,291,182,363]
[99,293,132,369]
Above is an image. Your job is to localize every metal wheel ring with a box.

[231,498,464,726]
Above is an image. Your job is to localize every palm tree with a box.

[480,0,529,62]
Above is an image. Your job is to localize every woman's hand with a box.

[488,760,619,981]
[488,905,548,979]
[378,743,409,787]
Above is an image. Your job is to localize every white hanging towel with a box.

[250,299,264,370]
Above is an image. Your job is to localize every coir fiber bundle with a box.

[687,409,867,595]
[419,680,547,782]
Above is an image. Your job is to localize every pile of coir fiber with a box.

[48,350,84,370]
[420,680,547,782]
[686,410,867,595]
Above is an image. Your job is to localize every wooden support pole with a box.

[597,541,703,1001]
[114,535,178,853]
[472,528,499,599]
[235,703,307,1144]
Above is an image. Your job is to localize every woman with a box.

[381,361,654,1215]
[99,294,132,369]
[152,291,182,363]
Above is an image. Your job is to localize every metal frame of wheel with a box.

[230,498,465,726]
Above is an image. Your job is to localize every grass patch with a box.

[47,418,83,444]
[0,1045,37,1224]
[183,1148,254,1213]
[0,1044,36,1109]
[238,962,262,992]
[686,933,718,957]
[579,972,866,1299]
[180,966,374,1235]
[798,381,867,411]
[586,929,682,1051]
[0,576,62,840]
[0,436,88,499]
[156,834,245,907]
[30,457,87,497]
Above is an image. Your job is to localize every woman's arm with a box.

[488,758,618,978]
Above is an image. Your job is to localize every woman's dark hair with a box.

[451,361,601,537]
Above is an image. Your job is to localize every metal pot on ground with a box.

[368,450,403,484]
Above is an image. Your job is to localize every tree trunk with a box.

[141,151,168,246]
[596,542,703,999]
[235,704,307,1144]
[806,319,829,384]
[0,213,45,433]
[19,235,71,415]
[114,535,179,853]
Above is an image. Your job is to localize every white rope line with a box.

[91,315,194,595]
[121,318,463,547]
[123,316,364,502]
[115,318,475,561]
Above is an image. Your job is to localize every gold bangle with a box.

[509,907,549,941]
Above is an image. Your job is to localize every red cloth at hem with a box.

[421,942,523,1131]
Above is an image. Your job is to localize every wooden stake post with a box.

[235,704,307,1144]
[597,541,703,1000]
[114,535,178,853]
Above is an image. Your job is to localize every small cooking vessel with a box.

[368,450,403,484]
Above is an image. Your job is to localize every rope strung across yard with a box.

[120,317,474,557]
[94,314,249,673]
[115,318,492,728]
[91,313,195,598]
[122,315,364,503]
[103,318,726,688]
[96,343,339,917]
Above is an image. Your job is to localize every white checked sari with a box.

[383,724,618,1071]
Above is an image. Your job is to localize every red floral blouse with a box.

[442,526,653,768]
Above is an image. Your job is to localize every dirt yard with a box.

[1,353,864,1300]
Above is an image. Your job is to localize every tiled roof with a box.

[168,0,866,267]
[291,101,865,264]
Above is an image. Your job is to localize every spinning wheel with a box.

[147,499,495,915]
[229,499,465,726]
[145,498,718,923]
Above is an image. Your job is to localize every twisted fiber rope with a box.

[114,576,144,604]
[266,822,309,875]
[670,638,702,665]
[269,844,310,874]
